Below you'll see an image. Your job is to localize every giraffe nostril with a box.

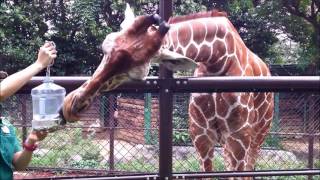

[159,22,170,36]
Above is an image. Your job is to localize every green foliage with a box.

[0,0,318,75]
[0,2,45,73]
[173,94,191,145]
[115,158,157,172]
[258,0,319,70]
[173,130,190,145]
[0,0,111,75]
[29,127,103,168]
[227,0,279,61]
[263,134,283,149]
[315,159,320,168]
[173,0,207,16]
[71,160,101,169]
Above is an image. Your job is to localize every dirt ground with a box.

[281,138,320,161]
[14,170,109,179]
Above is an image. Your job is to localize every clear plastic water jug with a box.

[31,79,66,130]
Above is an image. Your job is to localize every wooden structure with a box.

[114,96,159,144]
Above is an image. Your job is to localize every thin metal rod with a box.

[308,135,315,180]
[22,169,320,179]
[17,76,320,94]
[21,95,28,142]
[63,175,158,180]
[173,76,320,92]
[173,169,320,178]
[107,95,116,172]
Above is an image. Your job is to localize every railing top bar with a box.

[16,76,320,94]
[28,76,320,84]
[174,169,320,178]
[186,76,320,80]
[30,75,319,80]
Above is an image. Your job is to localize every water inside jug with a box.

[31,63,66,130]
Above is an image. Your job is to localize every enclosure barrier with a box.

[56,169,320,179]
[18,76,320,94]
[16,76,320,180]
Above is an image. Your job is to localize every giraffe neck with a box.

[164,17,251,76]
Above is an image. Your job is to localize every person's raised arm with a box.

[0,42,57,101]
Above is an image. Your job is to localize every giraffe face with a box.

[60,14,170,123]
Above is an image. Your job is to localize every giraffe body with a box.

[163,13,274,173]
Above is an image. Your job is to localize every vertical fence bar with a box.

[303,94,308,133]
[106,95,116,172]
[273,93,280,132]
[159,0,173,179]
[22,95,27,141]
[306,94,314,180]
[144,93,152,144]
[307,135,315,180]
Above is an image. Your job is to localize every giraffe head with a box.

[120,3,197,72]
[60,7,170,123]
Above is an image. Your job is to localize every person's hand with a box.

[36,42,57,69]
[25,130,48,145]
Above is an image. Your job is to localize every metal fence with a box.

[0,76,319,180]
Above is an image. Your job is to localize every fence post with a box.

[159,0,173,179]
[144,93,152,144]
[105,94,116,172]
[307,93,315,180]
[308,135,314,180]
[272,93,280,132]
[22,95,27,142]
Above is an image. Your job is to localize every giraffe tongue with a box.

[155,49,197,71]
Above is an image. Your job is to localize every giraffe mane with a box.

[168,9,227,24]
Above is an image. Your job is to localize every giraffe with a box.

[129,8,274,174]
[153,10,274,175]
[60,5,274,178]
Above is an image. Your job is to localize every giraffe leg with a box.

[189,121,215,172]
[193,138,215,180]
[223,133,253,180]
[248,120,272,170]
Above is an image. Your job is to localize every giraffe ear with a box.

[152,49,197,71]
[120,3,135,30]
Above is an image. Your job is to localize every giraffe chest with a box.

[189,93,254,139]
[189,92,274,141]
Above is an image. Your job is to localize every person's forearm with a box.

[12,150,33,171]
[0,62,44,101]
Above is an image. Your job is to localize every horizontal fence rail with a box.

[18,76,320,93]
[27,169,320,180]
